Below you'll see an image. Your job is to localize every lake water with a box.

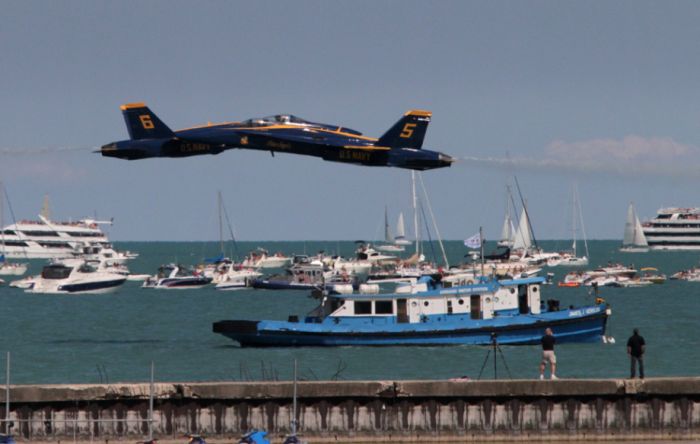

[1,240,698,384]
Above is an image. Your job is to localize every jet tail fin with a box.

[377,110,432,149]
[120,103,174,140]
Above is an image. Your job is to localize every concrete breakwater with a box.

[2,378,700,442]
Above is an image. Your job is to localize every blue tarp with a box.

[203,253,225,264]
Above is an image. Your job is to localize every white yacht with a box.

[1,214,114,259]
[26,259,127,294]
[642,207,700,250]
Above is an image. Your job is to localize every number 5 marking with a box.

[400,123,416,138]
[139,115,155,129]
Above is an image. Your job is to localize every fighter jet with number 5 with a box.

[100,103,454,171]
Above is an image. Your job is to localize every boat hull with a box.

[154,278,211,289]
[251,279,321,290]
[213,307,609,347]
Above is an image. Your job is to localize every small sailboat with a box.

[393,212,412,246]
[497,186,516,248]
[376,207,405,252]
[512,207,534,252]
[559,185,589,267]
[620,202,649,253]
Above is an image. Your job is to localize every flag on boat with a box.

[464,233,482,249]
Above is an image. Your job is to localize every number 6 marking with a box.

[139,115,155,129]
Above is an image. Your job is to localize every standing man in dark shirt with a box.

[539,328,557,380]
[627,328,646,379]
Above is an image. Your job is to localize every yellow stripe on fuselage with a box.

[342,145,390,151]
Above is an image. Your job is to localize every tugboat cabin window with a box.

[470,295,481,319]
[375,300,393,315]
[518,284,529,314]
[354,301,372,315]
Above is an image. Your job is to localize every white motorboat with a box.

[241,249,293,269]
[670,267,700,281]
[26,259,127,294]
[0,259,27,276]
[215,267,262,291]
[9,275,38,289]
[355,243,397,264]
[609,278,653,288]
[620,202,649,253]
[327,256,373,278]
[66,244,138,264]
[142,264,212,289]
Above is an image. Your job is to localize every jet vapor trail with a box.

[456,155,700,179]
[0,146,96,156]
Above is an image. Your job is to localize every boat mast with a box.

[0,181,4,259]
[411,171,420,255]
[384,205,391,243]
[417,173,449,268]
[623,202,635,247]
[577,185,590,258]
[217,190,224,255]
[572,185,577,256]
[291,358,298,437]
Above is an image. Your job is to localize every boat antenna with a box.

[479,226,485,278]
[41,194,50,220]
[513,176,538,249]
[217,191,224,255]
[576,184,590,258]
[292,358,298,437]
[220,195,239,259]
[411,171,420,256]
[419,202,438,266]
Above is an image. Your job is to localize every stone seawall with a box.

[2,378,700,442]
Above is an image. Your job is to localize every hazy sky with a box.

[2,0,700,241]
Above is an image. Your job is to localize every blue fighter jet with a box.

[100,104,454,171]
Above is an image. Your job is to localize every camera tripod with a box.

[477,332,513,380]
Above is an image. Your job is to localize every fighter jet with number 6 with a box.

[100,103,454,171]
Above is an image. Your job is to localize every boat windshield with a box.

[41,265,73,280]
[78,263,97,273]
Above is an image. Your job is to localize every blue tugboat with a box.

[213,276,610,347]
